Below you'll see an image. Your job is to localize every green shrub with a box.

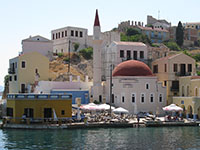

[197,71,200,76]
[79,47,93,60]
[74,43,79,52]
[164,41,181,51]
[57,53,64,58]
[63,57,69,62]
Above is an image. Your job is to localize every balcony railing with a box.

[8,68,15,74]
[175,72,191,76]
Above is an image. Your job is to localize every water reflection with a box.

[0,127,199,149]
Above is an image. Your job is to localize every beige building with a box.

[8,52,49,93]
[173,76,200,120]
[105,60,166,115]
[22,35,53,57]
[152,53,196,105]
[51,26,88,53]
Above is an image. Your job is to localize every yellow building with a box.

[173,76,200,120]
[8,52,49,93]
[6,93,72,123]
[152,53,196,105]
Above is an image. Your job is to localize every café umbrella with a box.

[162,104,183,112]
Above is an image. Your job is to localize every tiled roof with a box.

[113,41,146,46]
[137,26,169,32]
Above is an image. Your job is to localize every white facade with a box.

[51,26,88,53]
[104,41,148,78]
[34,77,92,94]
[22,35,53,57]
[106,76,166,115]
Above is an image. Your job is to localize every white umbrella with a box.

[77,107,81,121]
[113,107,129,114]
[98,104,115,110]
[80,103,101,110]
[162,104,183,112]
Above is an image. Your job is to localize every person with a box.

[22,114,26,123]
[137,115,140,124]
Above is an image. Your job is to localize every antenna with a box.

[158,10,160,20]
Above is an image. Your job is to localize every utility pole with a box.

[68,40,71,73]
[110,64,113,117]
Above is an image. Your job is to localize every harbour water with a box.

[0,127,200,150]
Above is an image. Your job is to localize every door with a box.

[21,84,26,93]
[180,64,186,76]
[44,108,52,118]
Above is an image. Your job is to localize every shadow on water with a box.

[0,127,200,150]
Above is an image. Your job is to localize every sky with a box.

[0,0,199,87]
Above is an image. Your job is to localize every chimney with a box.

[77,76,80,82]
[69,76,72,82]
[85,76,88,82]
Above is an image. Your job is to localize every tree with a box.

[176,21,184,47]
[126,28,140,36]
[74,43,79,52]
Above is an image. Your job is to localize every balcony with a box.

[175,72,191,76]
[8,68,15,74]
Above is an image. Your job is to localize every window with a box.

[15,62,17,68]
[133,51,137,60]
[140,51,144,59]
[164,64,167,72]
[9,76,12,81]
[24,108,34,118]
[61,110,65,115]
[52,34,55,40]
[7,108,13,117]
[164,81,167,86]
[153,65,158,73]
[56,33,58,39]
[14,75,17,81]
[61,49,63,53]
[71,30,74,36]
[146,83,149,89]
[132,94,136,103]
[112,94,114,103]
[75,31,78,37]
[127,50,131,59]
[188,64,192,72]
[21,61,26,68]
[62,31,64,38]
[80,31,83,37]
[58,32,60,38]
[65,30,67,37]
[120,50,124,58]
[99,95,102,103]
[159,94,163,102]
[173,64,178,72]
[141,93,145,103]
[150,93,154,103]
[122,96,125,103]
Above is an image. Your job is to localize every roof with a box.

[94,9,100,26]
[113,41,146,46]
[153,53,188,63]
[22,35,52,43]
[137,26,169,32]
[112,60,153,77]
[191,76,200,80]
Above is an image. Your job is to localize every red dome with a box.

[112,60,153,77]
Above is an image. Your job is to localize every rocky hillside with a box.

[49,53,93,82]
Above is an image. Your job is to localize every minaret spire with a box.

[94,9,100,26]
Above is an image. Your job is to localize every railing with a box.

[7,93,72,100]
[170,86,179,91]
[8,68,15,74]
[175,72,191,76]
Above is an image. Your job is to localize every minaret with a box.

[92,9,103,103]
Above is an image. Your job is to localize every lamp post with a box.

[110,64,113,117]
[68,40,71,73]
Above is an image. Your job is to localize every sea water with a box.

[0,127,200,150]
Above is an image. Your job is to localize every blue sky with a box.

[0,0,199,86]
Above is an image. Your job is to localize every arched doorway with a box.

[187,105,193,118]
[197,107,200,120]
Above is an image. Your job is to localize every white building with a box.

[51,26,88,53]
[105,60,166,115]
[22,35,53,57]
[103,41,148,78]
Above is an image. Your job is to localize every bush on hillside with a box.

[57,53,64,58]
[79,47,93,60]
[164,41,181,51]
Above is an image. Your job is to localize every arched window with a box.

[195,88,198,96]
